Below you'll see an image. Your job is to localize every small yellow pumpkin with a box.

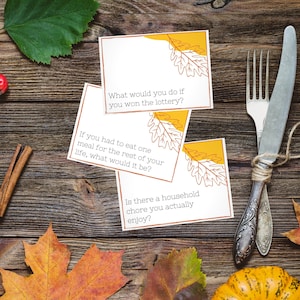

[212,266,300,299]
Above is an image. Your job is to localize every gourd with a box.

[212,266,300,299]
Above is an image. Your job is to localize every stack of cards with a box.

[68,31,234,230]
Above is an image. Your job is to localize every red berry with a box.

[0,74,8,95]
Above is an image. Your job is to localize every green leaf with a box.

[4,0,99,64]
[174,282,208,300]
[141,248,206,300]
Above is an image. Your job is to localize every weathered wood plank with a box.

[0,175,298,238]
[0,1,299,102]
[94,0,300,43]
[0,101,299,139]
[0,0,299,298]
[0,42,294,102]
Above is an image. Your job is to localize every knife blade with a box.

[233,25,297,266]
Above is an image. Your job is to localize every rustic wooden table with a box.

[0,0,300,298]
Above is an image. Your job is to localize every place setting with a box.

[1,1,300,298]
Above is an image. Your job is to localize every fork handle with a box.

[233,180,265,266]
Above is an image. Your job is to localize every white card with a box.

[117,139,234,230]
[99,30,213,113]
[68,83,191,181]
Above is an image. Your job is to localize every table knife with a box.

[256,186,273,256]
[233,25,297,266]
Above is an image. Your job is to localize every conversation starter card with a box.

[99,30,213,113]
[68,83,191,181]
[117,138,233,230]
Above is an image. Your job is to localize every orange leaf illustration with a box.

[0,224,128,299]
[186,158,226,187]
[146,32,208,77]
[170,45,209,77]
[185,157,226,187]
[183,143,226,186]
[148,113,183,152]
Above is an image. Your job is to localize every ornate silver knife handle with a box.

[233,25,297,267]
[233,180,265,266]
[256,186,273,256]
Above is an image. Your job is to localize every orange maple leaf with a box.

[0,224,128,299]
[282,199,300,245]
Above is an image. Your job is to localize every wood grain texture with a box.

[0,0,300,298]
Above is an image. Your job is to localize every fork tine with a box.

[247,50,269,101]
[265,50,270,100]
[252,50,256,99]
[259,51,263,99]
[259,50,270,100]
[246,51,250,100]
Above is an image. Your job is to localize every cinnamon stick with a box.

[0,144,33,217]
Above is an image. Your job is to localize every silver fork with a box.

[246,50,273,256]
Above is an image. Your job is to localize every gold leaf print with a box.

[148,113,184,152]
[146,32,209,77]
[183,141,226,186]
[183,140,224,164]
[152,110,189,132]
[170,43,208,77]
[146,32,207,56]
[186,156,227,187]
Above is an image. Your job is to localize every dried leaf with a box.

[282,199,300,245]
[141,248,206,300]
[282,228,300,245]
[0,224,128,299]
[174,282,208,300]
[292,198,300,224]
